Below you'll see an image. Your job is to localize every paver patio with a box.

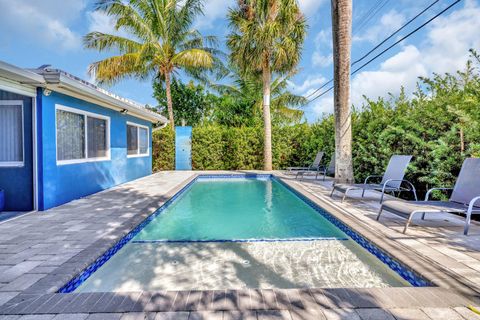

[0,171,480,319]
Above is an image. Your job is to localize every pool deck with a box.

[0,171,479,319]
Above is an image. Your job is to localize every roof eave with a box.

[0,61,46,85]
[52,73,167,124]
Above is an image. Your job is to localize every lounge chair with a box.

[319,154,335,181]
[297,154,336,180]
[330,155,417,203]
[378,158,480,235]
[286,151,324,179]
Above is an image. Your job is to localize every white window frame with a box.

[55,104,111,165]
[0,100,24,167]
[126,121,150,158]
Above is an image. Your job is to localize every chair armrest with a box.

[382,179,418,200]
[364,175,383,184]
[468,196,480,212]
[425,187,453,201]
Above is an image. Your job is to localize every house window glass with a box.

[127,125,138,155]
[57,109,85,161]
[127,123,149,156]
[87,117,107,158]
[139,127,148,154]
[56,106,110,164]
[0,102,23,164]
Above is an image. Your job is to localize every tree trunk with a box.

[331,0,354,183]
[165,72,175,130]
[262,62,273,171]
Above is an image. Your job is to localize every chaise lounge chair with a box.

[378,158,480,235]
[286,151,324,179]
[318,154,335,181]
[297,154,336,180]
[330,155,417,203]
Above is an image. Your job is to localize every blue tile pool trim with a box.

[131,237,350,243]
[58,174,430,293]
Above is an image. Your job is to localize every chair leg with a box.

[464,210,472,235]
[377,206,383,221]
[330,188,335,198]
[361,189,365,197]
[380,191,385,203]
[403,211,419,234]
[421,212,426,220]
[341,189,350,202]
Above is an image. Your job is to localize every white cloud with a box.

[309,0,480,119]
[353,10,405,43]
[312,52,333,68]
[0,0,85,51]
[289,75,327,95]
[351,45,427,107]
[195,0,234,30]
[311,29,333,68]
[298,0,328,17]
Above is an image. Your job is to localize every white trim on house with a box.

[126,121,150,158]
[55,104,111,166]
[0,100,25,168]
[0,59,168,124]
[0,77,37,97]
[32,97,38,211]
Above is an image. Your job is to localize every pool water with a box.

[72,176,422,292]
[134,178,346,241]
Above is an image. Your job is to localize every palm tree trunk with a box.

[262,62,273,171]
[165,72,175,130]
[331,0,354,183]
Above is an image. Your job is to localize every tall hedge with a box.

[152,126,174,171]
[152,57,480,196]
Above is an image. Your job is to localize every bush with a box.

[152,126,174,171]
[191,125,225,169]
[152,54,480,198]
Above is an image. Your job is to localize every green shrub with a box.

[191,125,225,169]
[152,54,480,198]
[152,126,174,171]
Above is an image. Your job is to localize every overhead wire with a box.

[303,0,462,106]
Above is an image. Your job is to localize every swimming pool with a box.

[60,175,429,292]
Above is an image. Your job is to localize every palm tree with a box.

[84,0,217,130]
[227,0,307,170]
[211,68,306,124]
[331,0,354,182]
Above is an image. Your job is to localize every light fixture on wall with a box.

[43,88,52,96]
[120,109,128,114]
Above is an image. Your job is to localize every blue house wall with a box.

[38,90,152,210]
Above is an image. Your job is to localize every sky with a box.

[0,0,479,122]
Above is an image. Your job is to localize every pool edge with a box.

[58,173,431,293]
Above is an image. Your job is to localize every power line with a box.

[351,0,461,76]
[304,0,391,100]
[352,0,384,34]
[304,0,462,106]
[352,0,441,66]
[353,0,391,36]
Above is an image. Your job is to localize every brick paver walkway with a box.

[0,171,479,319]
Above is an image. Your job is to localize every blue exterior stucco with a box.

[37,91,153,210]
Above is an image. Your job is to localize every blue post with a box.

[175,126,192,170]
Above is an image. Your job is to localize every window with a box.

[127,122,149,157]
[56,105,110,164]
[0,101,23,166]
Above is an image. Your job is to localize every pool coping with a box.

[57,174,430,292]
[1,172,478,315]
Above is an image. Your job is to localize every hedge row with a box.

[152,60,480,196]
[152,124,330,171]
